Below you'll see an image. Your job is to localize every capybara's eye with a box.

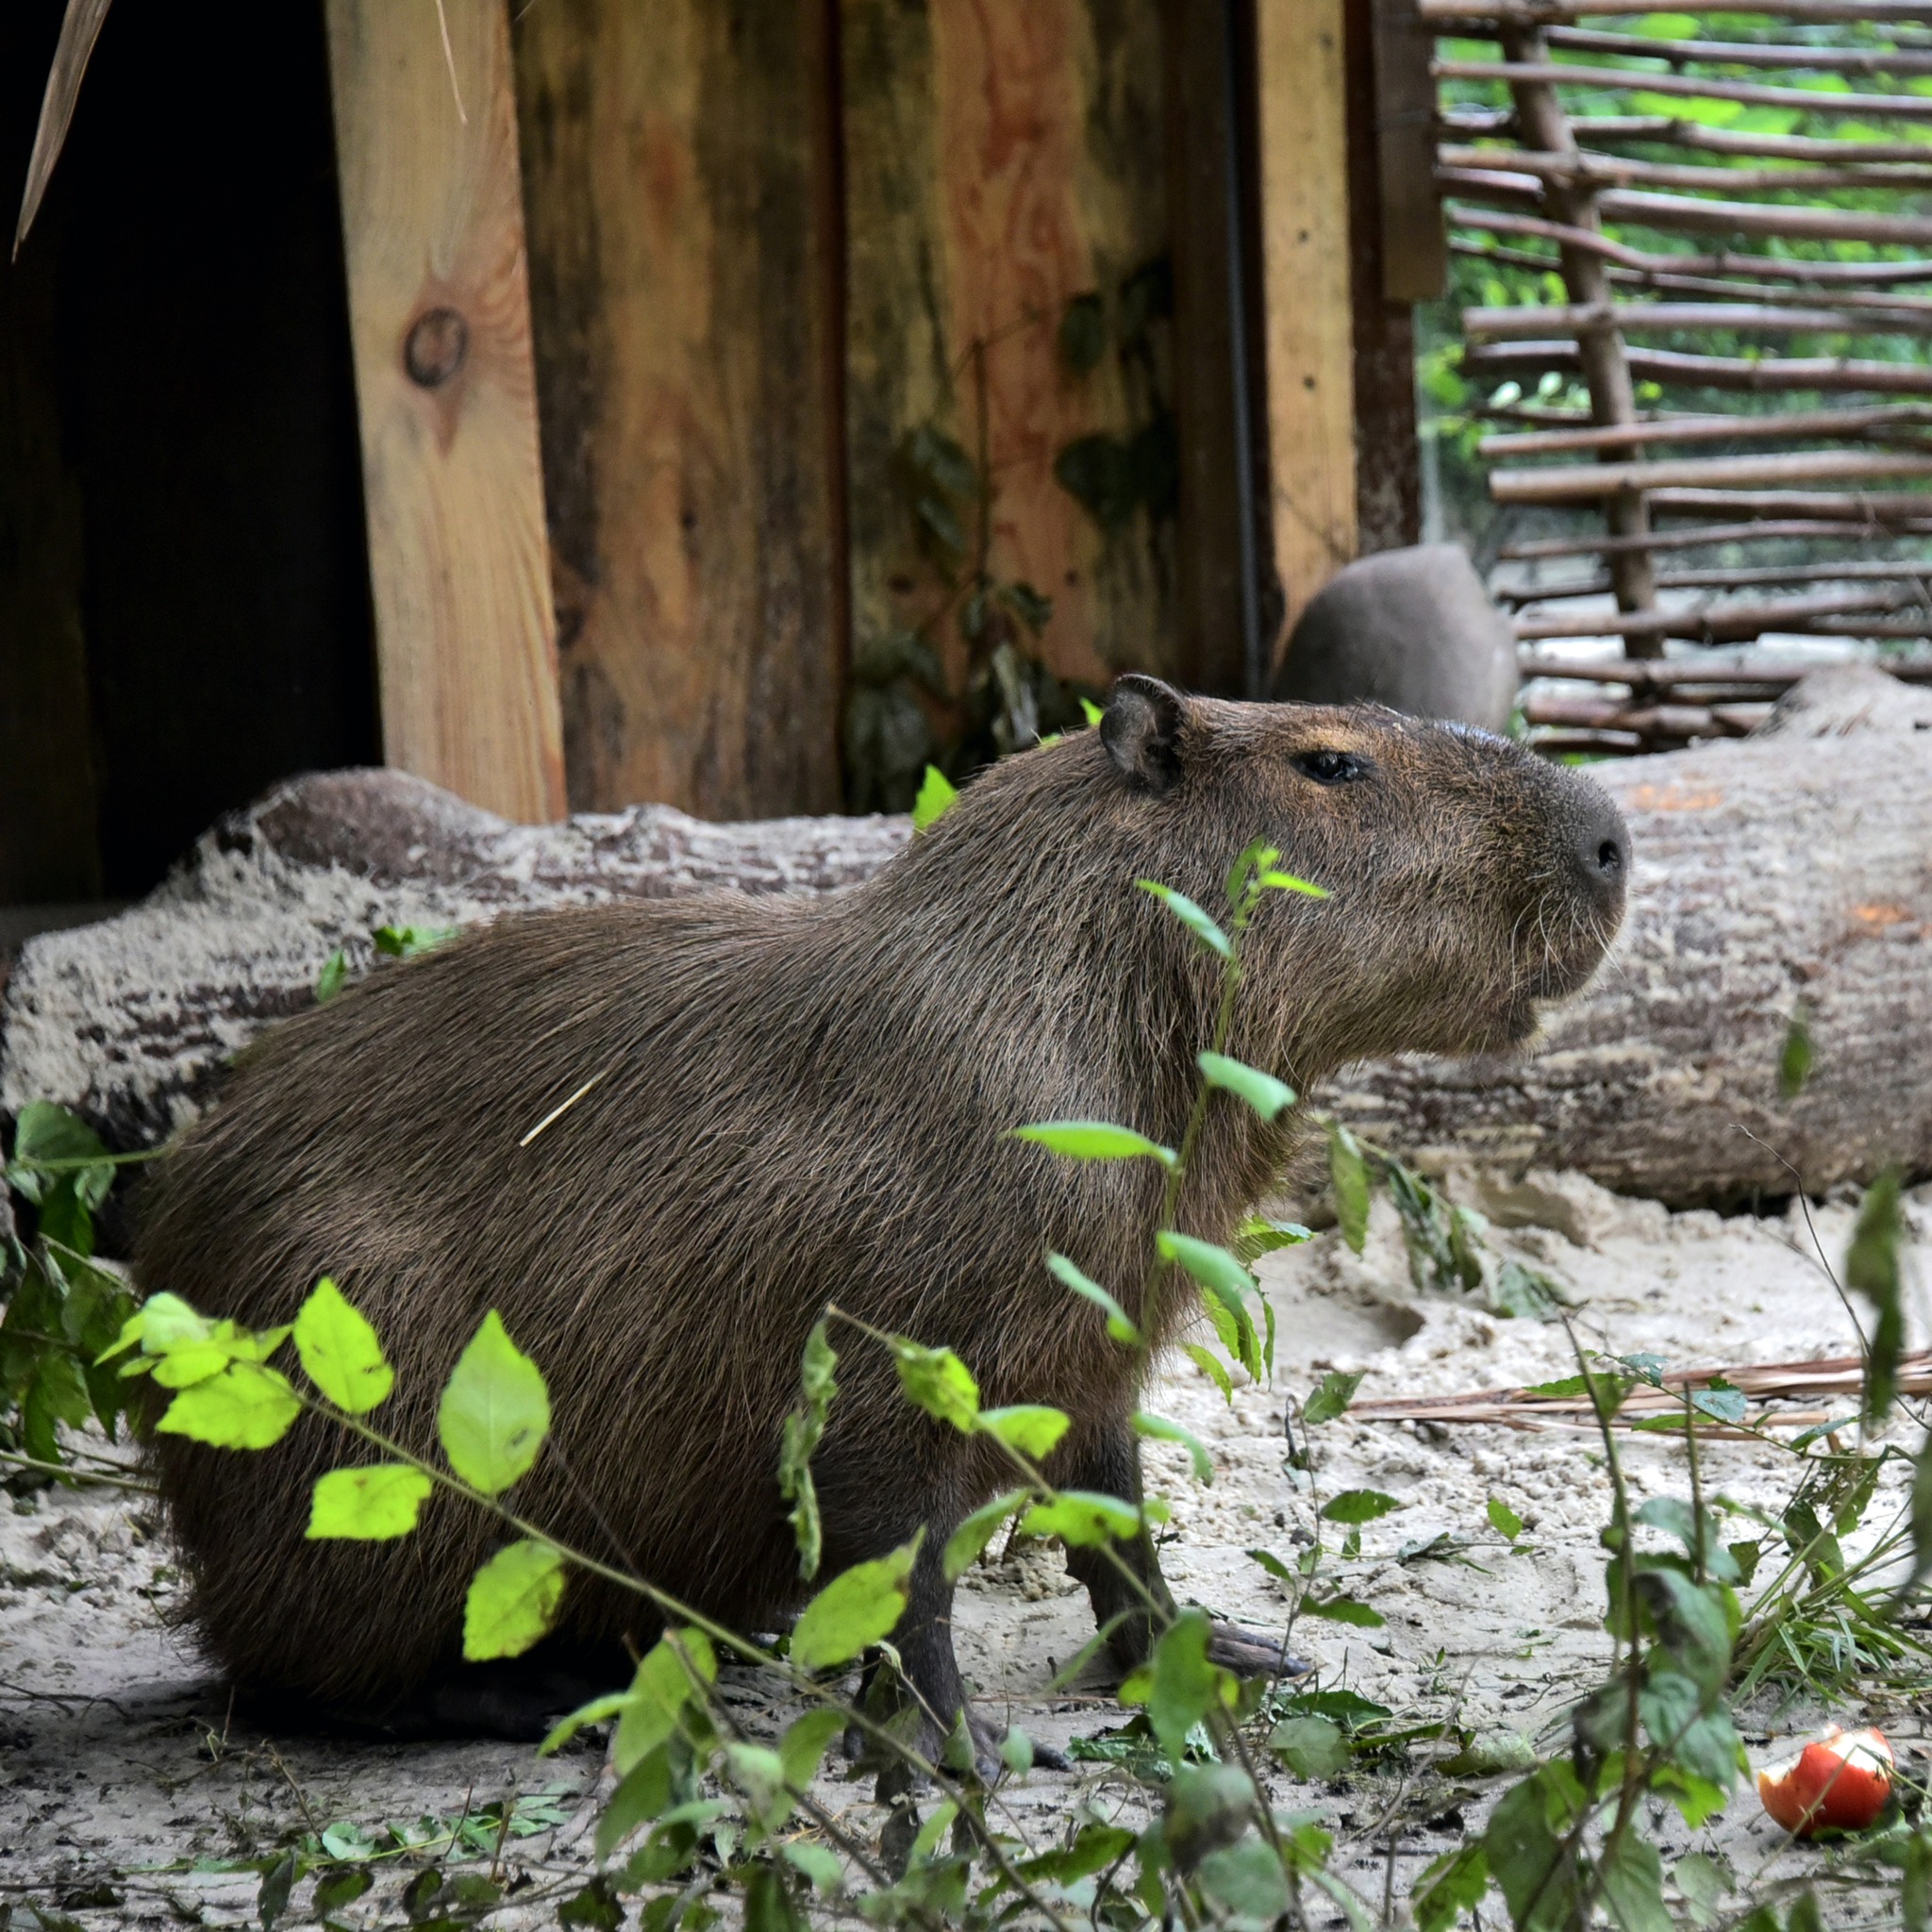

[1293,749,1369,785]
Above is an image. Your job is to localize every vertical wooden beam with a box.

[1255,0,1357,659]
[513,0,846,820]
[1346,0,1423,554]
[1164,0,1259,697]
[842,0,1174,711]
[326,0,565,823]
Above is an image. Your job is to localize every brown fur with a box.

[138,680,1626,1736]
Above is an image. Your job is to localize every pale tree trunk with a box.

[3,667,1927,1204]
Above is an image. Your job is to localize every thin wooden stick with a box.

[1519,558,1932,592]
[1423,2,1932,27]
[1441,142,1932,198]
[1435,57,1932,123]
[1449,203,1932,282]
[1448,105,1932,162]
[1446,166,1932,245]
[1542,25,1932,75]
[1480,402,1932,457]
[1466,339,1932,394]
[1603,269,1932,314]
[1502,517,1932,557]
[1517,649,1932,684]
[1466,297,1932,338]
[1513,584,1929,638]
[1651,483,1932,516]
[1492,448,1932,502]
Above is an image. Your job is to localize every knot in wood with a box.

[403,307,469,389]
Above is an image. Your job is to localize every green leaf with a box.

[910,765,958,833]
[612,1630,717,1774]
[1246,1546,1295,1584]
[942,1488,1027,1582]
[1487,1496,1524,1541]
[594,1744,682,1860]
[1328,1123,1372,1254]
[1197,1052,1295,1122]
[1136,881,1231,958]
[540,1690,630,1757]
[1184,1341,1235,1405]
[1778,1004,1812,1101]
[1079,697,1105,727]
[10,1099,108,1169]
[306,1464,432,1540]
[1157,1231,1259,1376]
[790,1538,919,1673]
[1016,1821,1136,1884]
[1147,1609,1226,1761]
[1413,1845,1490,1932]
[461,1538,564,1661]
[979,1404,1069,1459]
[1270,1714,1349,1778]
[889,1338,980,1432]
[291,1277,393,1414]
[156,1362,301,1449]
[1321,1488,1402,1525]
[373,924,458,959]
[1598,1833,1671,1932]
[1231,1215,1312,1266]
[558,1875,625,1931]
[1847,1167,1905,1424]
[778,1320,838,1579]
[782,1841,845,1897]
[1021,1490,1142,1547]
[437,1310,551,1495]
[1485,1767,1583,1932]
[1493,1259,1570,1322]
[315,950,348,1003]
[1303,1369,1362,1425]
[1301,1595,1384,1629]
[1013,1121,1175,1167]
[778,1707,846,1792]
[462,1540,567,1660]
[1134,1409,1212,1482]
[1259,871,1329,899]
[1045,1252,1141,1344]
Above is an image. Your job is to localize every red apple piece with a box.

[1757,1726,1893,1838]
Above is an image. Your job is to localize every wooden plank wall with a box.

[326,0,566,825]
[1255,0,1359,655]
[841,0,1179,705]
[513,0,846,820]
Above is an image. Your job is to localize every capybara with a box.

[138,676,1628,1753]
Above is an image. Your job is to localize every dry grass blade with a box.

[14,0,113,261]
[1351,1350,1932,1434]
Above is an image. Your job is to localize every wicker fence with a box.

[1423,0,1932,750]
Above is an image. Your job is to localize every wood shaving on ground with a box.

[1345,1349,1930,1437]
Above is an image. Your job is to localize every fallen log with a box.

[3,667,1929,1206]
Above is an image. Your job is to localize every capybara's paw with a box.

[1207,1622,1308,1678]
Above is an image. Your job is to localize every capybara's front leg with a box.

[1058,1414,1306,1681]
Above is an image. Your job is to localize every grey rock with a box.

[1270,542,1519,730]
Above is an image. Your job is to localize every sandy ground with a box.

[2,1171,1924,1927]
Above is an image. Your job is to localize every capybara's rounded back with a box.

[140,680,1626,1715]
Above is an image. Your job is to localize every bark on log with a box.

[4,666,1930,1205]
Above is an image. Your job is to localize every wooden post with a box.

[512,0,846,820]
[325,0,565,824]
[1256,0,1358,661]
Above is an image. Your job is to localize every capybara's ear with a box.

[1102,674,1185,794]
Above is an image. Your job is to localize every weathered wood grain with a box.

[841,0,1177,699]
[1256,0,1358,655]
[513,0,845,819]
[325,0,566,824]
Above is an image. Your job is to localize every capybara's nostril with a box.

[1572,793,1630,907]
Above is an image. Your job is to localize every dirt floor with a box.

[2,1170,1923,1927]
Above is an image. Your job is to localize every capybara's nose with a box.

[1570,786,1630,911]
